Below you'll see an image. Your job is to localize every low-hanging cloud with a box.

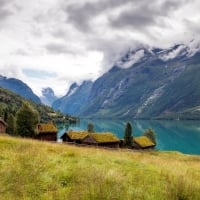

[0,0,199,96]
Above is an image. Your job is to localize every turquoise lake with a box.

[57,119,200,155]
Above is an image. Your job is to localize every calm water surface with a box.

[57,119,200,155]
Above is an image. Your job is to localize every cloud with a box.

[0,0,14,22]
[116,49,145,68]
[159,45,186,61]
[0,0,199,97]
[109,0,187,30]
[45,43,76,55]
[63,0,133,32]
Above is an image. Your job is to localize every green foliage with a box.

[87,123,95,133]
[6,114,16,135]
[143,128,157,144]
[124,122,133,147]
[16,102,39,137]
[0,87,78,124]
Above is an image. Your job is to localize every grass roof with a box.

[134,136,155,148]
[67,131,89,140]
[90,132,120,143]
[38,123,58,133]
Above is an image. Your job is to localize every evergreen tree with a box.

[143,128,156,144]
[87,123,95,133]
[4,110,8,122]
[6,114,16,135]
[16,102,39,137]
[124,122,133,147]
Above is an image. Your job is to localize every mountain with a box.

[52,81,93,115]
[40,87,58,106]
[54,42,200,119]
[0,75,41,104]
[0,87,77,123]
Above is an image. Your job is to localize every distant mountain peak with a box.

[42,87,55,96]
[52,81,93,115]
[41,87,57,106]
[66,82,79,97]
[115,42,200,70]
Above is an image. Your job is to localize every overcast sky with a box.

[0,0,200,96]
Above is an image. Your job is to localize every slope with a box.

[0,135,200,199]
[0,87,76,123]
[0,75,41,104]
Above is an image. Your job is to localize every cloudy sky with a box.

[0,0,199,97]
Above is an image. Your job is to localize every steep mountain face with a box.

[40,87,58,106]
[0,75,41,104]
[54,42,200,119]
[79,43,200,119]
[52,81,93,115]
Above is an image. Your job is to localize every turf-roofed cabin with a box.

[133,136,156,150]
[61,131,88,144]
[61,131,120,148]
[0,118,7,133]
[83,132,120,148]
[36,122,58,141]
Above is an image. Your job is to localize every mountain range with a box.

[0,75,41,104]
[53,81,93,115]
[1,42,200,120]
[53,42,200,119]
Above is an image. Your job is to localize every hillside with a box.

[0,87,77,123]
[0,75,41,104]
[53,81,93,115]
[0,135,200,200]
[54,44,200,119]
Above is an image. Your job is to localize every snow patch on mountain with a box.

[159,40,200,61]
[136,85,166,116]
[159,44,187,61]
[116,49,145,68]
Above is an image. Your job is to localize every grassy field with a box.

[0,135,200,200]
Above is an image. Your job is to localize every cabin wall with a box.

[82,135,97,145]
[0,123,6,133]
[98,142,119,148]
[36,133,57,141]
[61,134,71,142]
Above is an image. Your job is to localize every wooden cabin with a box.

[61,131,89,143]
[83,132,120,148]
[36,122,58,141]
[0,118,7,133]
[133,136,156,149]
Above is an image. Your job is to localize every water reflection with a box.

[58,119,200,155]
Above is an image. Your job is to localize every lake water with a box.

[57,119,200,155]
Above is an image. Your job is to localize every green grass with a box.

[0,135,200,199]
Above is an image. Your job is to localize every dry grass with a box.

[0,135,200,200]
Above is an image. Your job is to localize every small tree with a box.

[124,122,133,147]
[6,114,16,135]
[87,123,95,133]
[143,128,156,144]
[16,101,39,137]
